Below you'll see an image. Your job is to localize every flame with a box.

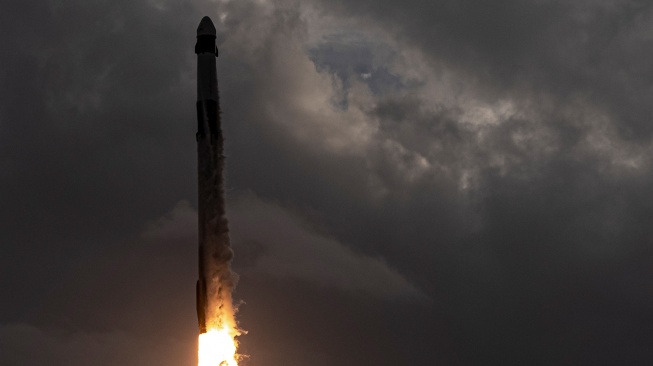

[198,325,240,366]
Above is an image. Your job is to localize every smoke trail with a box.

[197,81,240,334]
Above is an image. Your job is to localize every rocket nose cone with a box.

[197,16,216,36]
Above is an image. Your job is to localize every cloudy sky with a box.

[3,0,653,364]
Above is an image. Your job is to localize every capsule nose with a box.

[197,16,216,36]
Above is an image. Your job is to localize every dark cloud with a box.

[3,0,653,364]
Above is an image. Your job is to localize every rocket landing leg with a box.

[196,279,208,334]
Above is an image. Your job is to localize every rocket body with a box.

[195,16,226,335]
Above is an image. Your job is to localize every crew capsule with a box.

[196,16,218,56]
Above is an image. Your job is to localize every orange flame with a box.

[198,325,240,366]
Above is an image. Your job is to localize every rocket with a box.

[195,16,221,335]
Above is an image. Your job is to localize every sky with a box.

[2,0,653,365]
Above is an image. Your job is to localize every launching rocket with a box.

[195,16,223,335]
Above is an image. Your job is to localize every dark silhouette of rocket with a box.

[195,16,222,335]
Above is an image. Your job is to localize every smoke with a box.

[204,212,239,332]
[196,62,243,344]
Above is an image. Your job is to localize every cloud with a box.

[142,196,425,299]
[141,200,197,242]
[228,193,425,299]
[4,0,653,363]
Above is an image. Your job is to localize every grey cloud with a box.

[5,0,653,364]
[313,0,653,140]
[215,2,653,362]
[229,193,425,299]
[142,196,425,299]
[141,200,197,242]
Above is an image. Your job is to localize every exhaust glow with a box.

[198,325,239,366]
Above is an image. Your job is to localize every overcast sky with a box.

[3,0,653,365]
